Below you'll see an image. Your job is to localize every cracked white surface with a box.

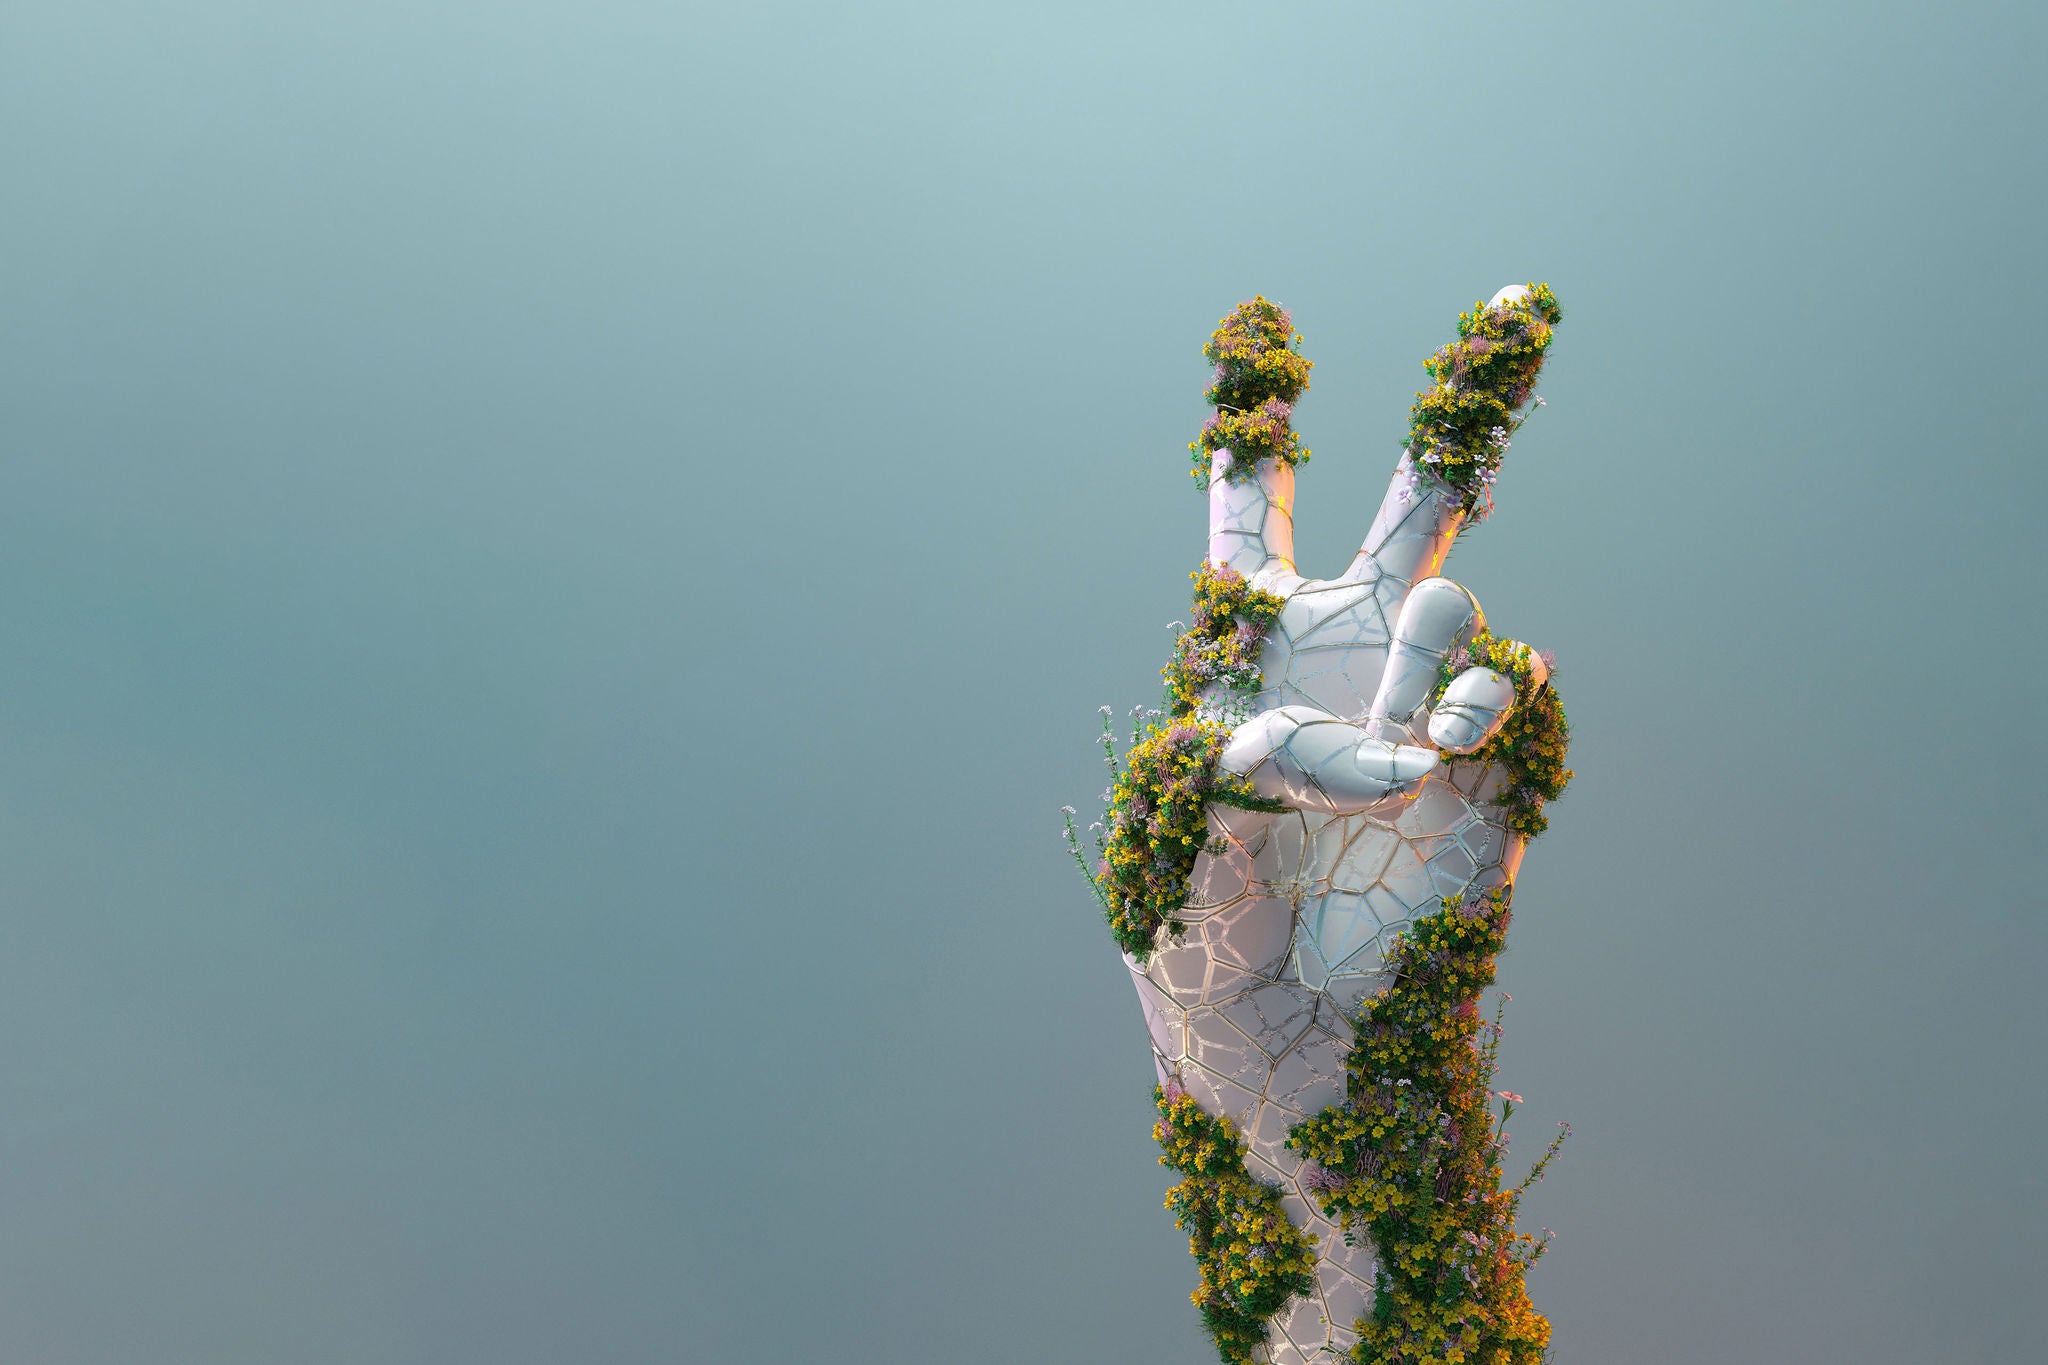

[1130,299,1552,1362]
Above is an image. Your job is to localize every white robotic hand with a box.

[1125,286,1562,1364]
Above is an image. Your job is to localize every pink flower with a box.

[1494,1091,1523,1104]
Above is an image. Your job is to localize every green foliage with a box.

[1095,716,1255,958]
[1432,633,1573,837]
[1082,563,1285,961]
[1287,891,1569,1365]
[1203,296,1313,411]
[1163,562,1286,718]
[1156,1083,1318,1364]
[1190,297,1313,487]
[1404,284,1562,519]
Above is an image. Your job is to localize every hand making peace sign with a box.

[1114,284,1569,1365]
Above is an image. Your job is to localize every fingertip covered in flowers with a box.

[1190,297,1313,488]
[1405,283,1563,524]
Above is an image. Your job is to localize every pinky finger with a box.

[1428,667,1516,753]
[1428,645,1550,753]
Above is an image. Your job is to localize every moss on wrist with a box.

[1287,889,1569,1365]
[1156,1082,1319,1364]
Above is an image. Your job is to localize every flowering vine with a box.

[1164,560,1287,717]
[1155,1081,1318,1364]
[1066,562,1287,962]
[1189,297,1314,488]
[1401,284,1562,522]
[1432,632,1573,837]
[1286,889,1569,1365]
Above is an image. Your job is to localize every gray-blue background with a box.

[2,2,2041,1361]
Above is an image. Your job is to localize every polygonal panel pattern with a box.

[1123,437,1559,1362]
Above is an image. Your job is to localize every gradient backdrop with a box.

[2,3,2042,1361]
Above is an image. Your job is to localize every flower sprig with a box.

[1404,284,1562,522]
[1156,1081,1318,1364]
[1431,632,1573,837]
[1190,296,1313,488]
[1287,889,1569,1365]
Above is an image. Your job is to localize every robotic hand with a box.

[1127,287,1558,1364]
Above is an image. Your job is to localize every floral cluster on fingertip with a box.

[1286,888,1570,1365]
[1404,284,1563,523]
[1189,297,1313,489]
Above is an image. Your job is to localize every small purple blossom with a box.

[1300,1164,1351,1194]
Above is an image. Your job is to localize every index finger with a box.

[1340,284,1564,589]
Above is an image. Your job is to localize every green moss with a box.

[1432,632,1573,837]
[1156,1083,1318,1364]
[1190,297,1313,487]
[1081,562,1286,962]
[1287,891,1568,1365]
[1062,289,1579,1365]
[1404,284,1562,519]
